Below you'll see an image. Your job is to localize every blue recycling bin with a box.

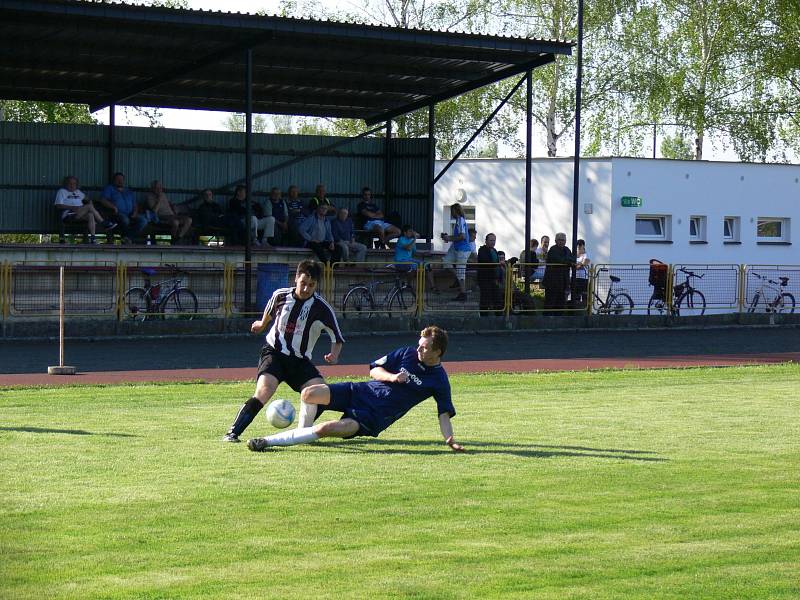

[256,263,289,311]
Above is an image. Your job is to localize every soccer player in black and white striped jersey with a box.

[222,260,344,442]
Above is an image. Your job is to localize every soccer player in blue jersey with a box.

[247,325,465,452]
[222,259,344,442]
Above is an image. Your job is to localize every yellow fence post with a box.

[1,261,8,319]
[587,264,595,315]
[738,264,747,313]
[417,262,424,316]
[223,262,233,317]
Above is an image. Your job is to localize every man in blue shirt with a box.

[98,172,147,242]
[247,325,465,452]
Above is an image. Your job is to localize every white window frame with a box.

[756,217,790,242]
[723,216,740,242]
[635,214,671,241]
[689,215,707,242]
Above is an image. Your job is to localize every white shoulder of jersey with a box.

[373,355,388,366]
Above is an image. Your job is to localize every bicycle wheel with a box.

[342,286,374,318]
[774,292,795,314]
[608,292,634,315]
[161,288,198,319]
[647,295,667,316]
[124,287,148,321]
[387,285,417,317]
[677,290,706,316]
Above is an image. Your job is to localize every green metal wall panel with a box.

[0,122,430,234]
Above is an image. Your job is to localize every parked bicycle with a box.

[648,267,706,316]
[590,268,633,315]
[747,272,795,313]
[124,265,198,320]
[341,266,416,318]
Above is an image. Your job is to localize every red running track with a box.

[1,353,797,387]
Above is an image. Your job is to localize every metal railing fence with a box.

[331,261,422,319]
[2,260,798,320]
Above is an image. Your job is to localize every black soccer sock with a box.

[228,397,264,436]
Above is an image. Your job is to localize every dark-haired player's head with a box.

[294,260,322,299]
[402,224,415,236]
[418,325,448,365]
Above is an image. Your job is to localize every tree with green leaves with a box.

[621,0,782,161]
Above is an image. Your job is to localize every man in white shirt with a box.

[54,176,115,243]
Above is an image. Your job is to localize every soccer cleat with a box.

[247,437,271,452]
[453,293,467,301]
[222,432,241,443]
[102,220,118,230]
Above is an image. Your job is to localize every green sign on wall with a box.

[621,196,643,207]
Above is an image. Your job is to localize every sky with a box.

[95,0,744,162]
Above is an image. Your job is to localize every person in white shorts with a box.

[439,203,472,302]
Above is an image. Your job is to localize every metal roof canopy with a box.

[0,0,572,124]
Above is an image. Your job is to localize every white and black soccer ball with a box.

[265,398,295,429]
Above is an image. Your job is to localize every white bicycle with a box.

[747,272,795,314]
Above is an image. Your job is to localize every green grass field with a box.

[1,365,799,599]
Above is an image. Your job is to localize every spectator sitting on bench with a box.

[98,172,147,243]
[267,186,289,246]
[146,180,193,244]
[226,185,259,246]
[300,202,341,264]
[331,207,367,264]
[196,189,230,240]
[285,184,307,247]
[357,186,401,249]
[308,183,336,217]
[394,223,437,291]
[54,175,116,244]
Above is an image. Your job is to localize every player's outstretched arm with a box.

[324,342,343,364]
[438,413,465,452]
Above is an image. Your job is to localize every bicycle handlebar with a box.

[678,267,704,279]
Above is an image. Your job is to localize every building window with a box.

[635,215,670,241]
[723,217,740,242]
[689,215,707,242]
[757,217,790,242]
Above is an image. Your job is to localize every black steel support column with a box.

[434,74,526,185]
[571,0,584,255]
[107,104,116,181]
[524,71,533,295]
[427,104,435,244]
[244,48,253,313]
[384,120,392,214]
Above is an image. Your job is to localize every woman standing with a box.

[440,203,472,302]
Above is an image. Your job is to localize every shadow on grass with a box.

[0,426,139,438]
[313,439,668,462]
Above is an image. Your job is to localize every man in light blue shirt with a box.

[98,172,147,242]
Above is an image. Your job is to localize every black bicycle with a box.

[648,267,706,316]
[124,266,198,321]
[341,267,417,318]
[747,272,795,314]
[591,268,634,315]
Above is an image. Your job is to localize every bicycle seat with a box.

[780,277,789,286]
[609,275,620,283]
[141,267,157,277]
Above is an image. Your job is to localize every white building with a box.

[433,157,799,267]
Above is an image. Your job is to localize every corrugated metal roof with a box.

[0,0,573,124]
